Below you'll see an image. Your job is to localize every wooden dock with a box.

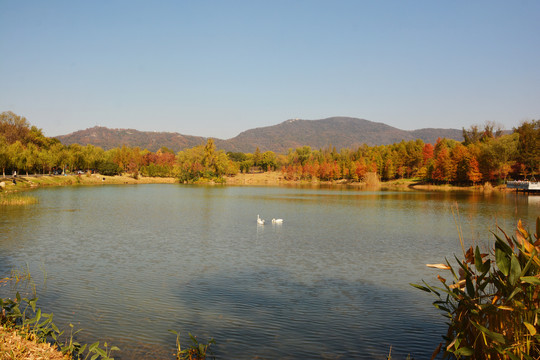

[506,181,540,192]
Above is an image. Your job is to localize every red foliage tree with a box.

[467,156,482,184]
[422,143,434,166]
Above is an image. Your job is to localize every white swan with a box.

[257,214,265,225]
[272,218,283,224]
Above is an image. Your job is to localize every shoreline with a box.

[0,172,510,193]
[0,173,177,192]
[224,172,509,192]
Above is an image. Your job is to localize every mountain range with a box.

[55,117,464,153]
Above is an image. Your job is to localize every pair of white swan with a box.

[257,215,283,225]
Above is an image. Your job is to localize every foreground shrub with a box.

[413,217,540,359]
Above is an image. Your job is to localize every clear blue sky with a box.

[1,1,539,139]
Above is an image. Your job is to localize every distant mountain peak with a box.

[56,117,463,153]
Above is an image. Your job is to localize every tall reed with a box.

[0,193,39,206]
[413,217,540,359]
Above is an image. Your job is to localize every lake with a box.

[0,185,538,359]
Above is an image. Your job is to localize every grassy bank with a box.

[0,174,176,192]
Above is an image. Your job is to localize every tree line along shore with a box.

[1,111,538,189]
[1,110,538,358]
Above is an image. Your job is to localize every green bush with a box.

[140,163,173,177]
[413,217,540,359]
[96,161,121,176]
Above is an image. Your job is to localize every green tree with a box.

[239,159,253,173]
[227,152,248,162]
[22,143,39,175]
[253,147,262,168]
[9,141,24,174]
[68,144,85,171]
[260,151,277,172]
[0,135,9,176]
[513,120,539,178]
[82,144,105,170]
[44,145,61,174]
[295,146,312,166]
[177,145,205,182]
[203,139,217,171]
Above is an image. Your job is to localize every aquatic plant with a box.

[169,330,216,360]
[412,217,540,359]
[386,345,415,360]
[1,274,119,360]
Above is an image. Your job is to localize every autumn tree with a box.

[462,122,503,146]
[176,140,237,182]
[0,111,30,144]
[467,156,482,184]
[111,145,143,174]
[432,139,455,183]
[451,143,470,184]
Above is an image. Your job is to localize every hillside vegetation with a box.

[55,126,205,152]
[1,111,538,186]
[55,117,464,153]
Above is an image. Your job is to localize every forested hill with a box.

[56,117,463,153]
[220,117,463,153]
[55,126,206,152]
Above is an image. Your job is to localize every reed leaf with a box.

[521,276,540,285]
[414,217,540,359]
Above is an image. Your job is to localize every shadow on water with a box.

[167,267,444,360]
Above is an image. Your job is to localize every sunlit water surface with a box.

[0,185,538,359]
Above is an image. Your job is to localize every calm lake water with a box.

[0,185,538,359]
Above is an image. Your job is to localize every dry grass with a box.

[0,326,68,360]
[362,172,381,186]
[225,171,290,185]
[0,194,39,206]
[76,174,177,185]
[4,174,177,189]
